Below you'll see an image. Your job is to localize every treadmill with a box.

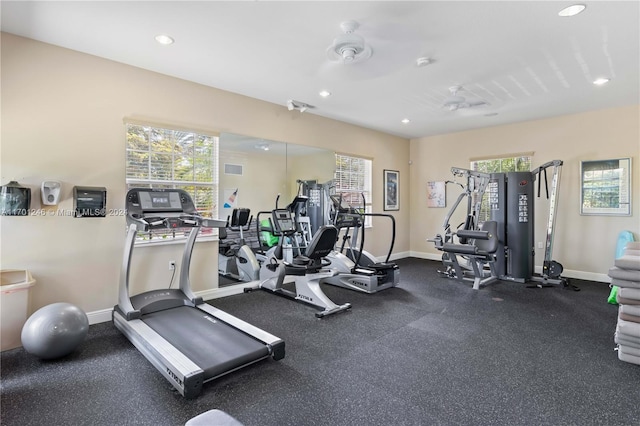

[113,188,285,398]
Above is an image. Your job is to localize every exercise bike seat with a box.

[283,225,338,275]
[218,227,241,256]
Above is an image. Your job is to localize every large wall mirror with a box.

[218,132,334,217]
[218,132,334,287]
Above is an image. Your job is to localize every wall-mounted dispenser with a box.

[0,181,31,216]
[41,181,62,205]
[73,186,107,218]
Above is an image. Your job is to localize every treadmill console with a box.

[272,209,296,234]
[126,188,202,230]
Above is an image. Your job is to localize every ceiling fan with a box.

[320,20,422,81]
[443,86,489,111]
[326,20,373,64]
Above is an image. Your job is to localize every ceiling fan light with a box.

[326,21,372,64]
[341,47,356,62]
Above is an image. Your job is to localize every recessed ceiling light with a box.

[401,118,411,124]
[155,34,174,45]
[558,4,586,17]
[319,90,331,97]
[593,78,610,85]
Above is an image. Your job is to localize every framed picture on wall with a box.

[580,158,632,216]
[427,181,446,208]
[384,169,399,211]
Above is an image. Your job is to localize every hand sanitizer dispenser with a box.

[41,181,62,205]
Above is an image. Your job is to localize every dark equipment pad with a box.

[142,306,270,378]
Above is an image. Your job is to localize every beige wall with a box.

[410,105,640,281]
[218,146,288,217]
[1,34,410,320]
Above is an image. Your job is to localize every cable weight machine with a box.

[431,160,576,290]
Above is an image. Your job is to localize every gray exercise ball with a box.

[21,302,89,360]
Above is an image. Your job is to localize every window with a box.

[125,123,219,242]
[580,158,632,216]
[334,153,372,225]
[470,155,531,174]
[470,154,532,223]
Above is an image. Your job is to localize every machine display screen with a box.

[274,209,295,232]
[139,191,182,211]
[152,195,170,207]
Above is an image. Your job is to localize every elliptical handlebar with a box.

[359,212,396,264]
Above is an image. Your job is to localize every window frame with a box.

[333,152,373,227]
[125,122,219,244]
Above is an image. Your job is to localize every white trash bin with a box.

[1,269,36,351]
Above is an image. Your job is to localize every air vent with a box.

[224,163,243,176]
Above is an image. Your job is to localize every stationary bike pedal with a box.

[266,257,279,272]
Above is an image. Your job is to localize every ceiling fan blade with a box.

[466,99,489,107]
[443,95,466,107]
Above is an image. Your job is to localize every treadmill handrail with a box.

[116,188,285,399]
[127,211,225,232]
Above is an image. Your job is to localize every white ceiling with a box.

[2,1,639,139]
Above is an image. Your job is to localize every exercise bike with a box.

[245,208,351,318]
[218,208,260,282]
[254,194,313,281]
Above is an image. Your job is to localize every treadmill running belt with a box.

[142,306,270,378]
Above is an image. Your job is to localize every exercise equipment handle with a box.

[360,212,396,263]
[456,229,490,240]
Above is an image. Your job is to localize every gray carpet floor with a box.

[1,258,638,426]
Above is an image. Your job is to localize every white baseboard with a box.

[409,251,442,261]
[409,251,610,284]
[376,251,411,262]
[87,308,114,325]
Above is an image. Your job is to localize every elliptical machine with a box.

[321,193,399,293]
[218,208,260,283]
